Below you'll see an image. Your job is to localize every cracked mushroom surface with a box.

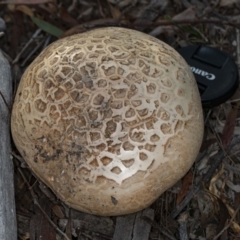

[11,27,204,216]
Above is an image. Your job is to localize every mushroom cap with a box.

[11,27,204,216]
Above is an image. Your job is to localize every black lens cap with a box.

[178,45,239,108]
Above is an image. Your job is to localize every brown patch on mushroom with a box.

[100,157,112,166]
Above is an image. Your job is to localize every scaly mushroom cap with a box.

[11,27,204,216]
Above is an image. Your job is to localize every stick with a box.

[0,50,17,240]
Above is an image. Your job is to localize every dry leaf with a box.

[107,0,135,8]
[52,204,65,219]
[220,218,229,240]
[60,7,78,27]
[200,138,217,152]
[197,191,215,228]
[31,16,63,37]
[172,6,196,21]
[15,4,34,16]
[220,0,240,7]
[209,166,224,197]
[221,106,238,150]
[206,223,218,239]
[109,3,121,20]
[225,203,240,233]
[0,0,55,4]
[176,170,193,205]
[215,123,240,137]
[216,198,230,236]
[226,180,240,192]
[232,221,240,232]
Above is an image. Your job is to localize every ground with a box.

[1,0,240,239]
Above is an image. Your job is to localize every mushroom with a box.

[11,27,204,216]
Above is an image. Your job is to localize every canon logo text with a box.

[190,66,215,80]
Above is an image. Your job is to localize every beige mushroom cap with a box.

[11,27,204,216]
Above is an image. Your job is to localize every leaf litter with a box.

[1,0,240,239]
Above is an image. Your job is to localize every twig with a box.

[17,167,70,240]
[213,204,240,240]
[0,90,11,112]
[67,0,77,12]
[170,151,225,219]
